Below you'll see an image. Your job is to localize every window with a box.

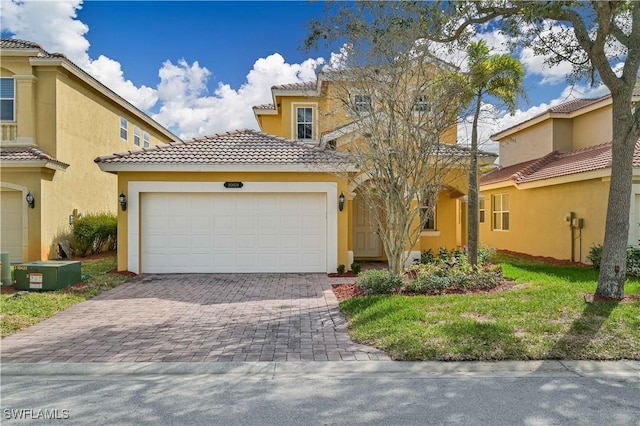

[296,107,313,140]
[133,125,141,146]
[414,94,428,112]
[421,200,437,231]
[479,199,485,223]
[0,78,15,121]
[120,117,128,141]
[143,131,150,148]
[354,94,372,113]
[492,194,510,231]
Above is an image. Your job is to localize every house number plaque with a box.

[224,182,244,188]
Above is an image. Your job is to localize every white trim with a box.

[291,102,318,141]
[127,181,338,274]
[404,251,421,268]
[99,163,355,173]
[420,230,441,237]
[347,251,354,271]
[0,160,68,171]
[0,182,29,262]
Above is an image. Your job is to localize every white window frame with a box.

[492,193,510,231]
[134,125,141,146]
[143,131,150,148]
[120,117,128,141]
[353,94,372,114]
[291,102,317,142]
[0,77,16,122]
[296,107,313,140]
[421,200,437,231]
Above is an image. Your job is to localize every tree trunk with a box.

[467,94,482,266]
[596,91,635,300]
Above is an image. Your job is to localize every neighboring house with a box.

[0,39,180,263]
[479,86,640,263]
[253,72,496,267]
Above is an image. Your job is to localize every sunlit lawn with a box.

[340,253,640,360]
[1,255,129,337]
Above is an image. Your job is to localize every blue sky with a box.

[1,1,612,150]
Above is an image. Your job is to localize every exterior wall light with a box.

[25,191,35,209]
[119,192,127,211]
[69,214,75,226]
[338,192,345,212]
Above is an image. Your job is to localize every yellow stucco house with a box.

[479,86,640,262]
[0,39,180,263]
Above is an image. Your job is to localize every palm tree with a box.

[464,40,525,266]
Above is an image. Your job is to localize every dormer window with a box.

[0,78,15,121]
[354,94,372,113]
[296,107,313,140]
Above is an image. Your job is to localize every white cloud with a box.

[1,0,158,110]
[153,54,324,138]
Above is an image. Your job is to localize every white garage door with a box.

[1,191,24,263]
[141,192,327,273]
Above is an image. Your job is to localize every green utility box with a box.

[14,261,82,291]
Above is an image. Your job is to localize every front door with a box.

[353,195,382,257]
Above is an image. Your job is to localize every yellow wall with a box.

[0,54,176,261]
[479,178,608,262]
[115,171,350,272]
[572,105,612,149]
[498,120,554,167]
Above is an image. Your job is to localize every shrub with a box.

[337,264,346,274]
[587,244,640,276]
[420,249,435,264]
[587,244,602,268]
[350,262,362,274]
[72,213,117,256]
[356,269,404,294]
[405,262,503,295]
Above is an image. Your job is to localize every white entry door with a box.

[140,192,327,273]
[352,195,382,257]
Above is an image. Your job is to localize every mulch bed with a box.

[497,249,589,267]
[332,280,516,302]
[106,268,137,277]
[328,272,359,278]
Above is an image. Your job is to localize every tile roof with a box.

[547,97,605,113]
[271,81,317,91]
[0,38,64,58]
[480,140,640,185]
[252,103,275,110]
[0,146,70,168]
[95,129,350,166]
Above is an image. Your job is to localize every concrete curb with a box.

[2,360,638,378]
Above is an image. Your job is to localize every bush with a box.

[337,264,346,274]
[356,269,404,294]
[405,262,503,295]
[72,213,117,256]
[350,262,362,274]
[421,245,495,266]
[587,244,640,277]
[587,244,602,268]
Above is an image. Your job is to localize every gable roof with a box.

[1,38,181,143]
[95,129,353,172]
[480,140,640,186]
[0,146,70,170]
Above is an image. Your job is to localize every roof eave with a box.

[97,162,358,173]
[0,160,69,171]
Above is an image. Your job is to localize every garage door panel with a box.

[142,192,326,273]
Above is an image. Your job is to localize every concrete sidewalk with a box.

[2,360,638,378]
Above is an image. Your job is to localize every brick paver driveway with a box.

[0,274,389,362]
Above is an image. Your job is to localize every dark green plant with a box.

[587,244,602,269]
[405,262,503,295]
[420,249,435,264]
[350,262,362,274]
[337,264,346,274]
[72,213,117,256]
[356,269,404,294]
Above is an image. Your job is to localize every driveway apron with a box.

[0,274,389,362]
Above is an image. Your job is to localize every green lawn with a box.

[1,256,129,337]
[340,253,640,361]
